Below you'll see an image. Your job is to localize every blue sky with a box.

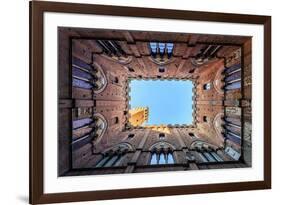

[129,80,193,125]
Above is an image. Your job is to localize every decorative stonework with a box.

[190,140,218,150]
[102,54,133,65]
[92,62,107,94]
[213,65,225,94]
[213,112,225,145]
[92,113,107,145]
[148,56,175,66]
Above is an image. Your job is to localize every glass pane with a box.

[226,132,241,145]
[224,64,241,75]
[113,155,124,166]
[166,43,174,54]
[198,152,208,162]
[159,153,166,164]
[149,42,157,53]
[158,43,165,54]
[150,153,157,165]
[104,155,119,167]
[95,156,109,167]
[72,67,92,79]
[203,152,216,162]
[73,118,92,129]
[210,152,223,162]
[73,78,92,89]
[225,71,241,82]
[72,56,92,70]
[225,81,241,90]
[167,153,174,164]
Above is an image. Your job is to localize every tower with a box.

[129,107,149,126]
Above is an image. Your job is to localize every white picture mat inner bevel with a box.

[43,12,264,194]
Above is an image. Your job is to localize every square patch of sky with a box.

[129,80,193,125]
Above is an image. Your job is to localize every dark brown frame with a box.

[30,1,271,204]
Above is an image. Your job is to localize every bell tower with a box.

[129,107,149,126]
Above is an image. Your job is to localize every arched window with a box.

[128,134,135,139]
[96,153,123,167]
[158,43,165,57]
[198,149,223,162]
[72,57,94,90]
[202,152,216,162]
[150,153,157,165]
[167,152,174,164]
[197,150,223,163]
[72,113,107,150]
[203,82,211,90]
[210,151,223,162]
[158,67,165,73]
[203,116,208,122]
[191,45,221,66]
[166,43,174,58]
[190,141,224,163]
[149,42,174,60]
[149,42,157,57]
[223,116,242,145]
[159,133,165,140]
[127,66,135,72]
[95,143,134,168]
[96,40,132,64]
[114,117,119,124]
[150,150,174,165]
[225,131,241,145]
[96,40,125,57]
[72,59,107,94]
[149,142,175,165]
[189,132,196,139]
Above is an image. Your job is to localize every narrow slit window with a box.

[203,116,208,122]
[128,134,135,139]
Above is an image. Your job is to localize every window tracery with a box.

[149,42,174,65]
[72,113,107,151]
[191,141,223,163]
[95,143,134,167]
[149,142,175,165]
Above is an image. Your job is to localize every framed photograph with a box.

[30,0,271,204]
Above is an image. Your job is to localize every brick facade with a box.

[58,28,252,176]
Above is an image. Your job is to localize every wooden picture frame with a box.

[30,0,271,204]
